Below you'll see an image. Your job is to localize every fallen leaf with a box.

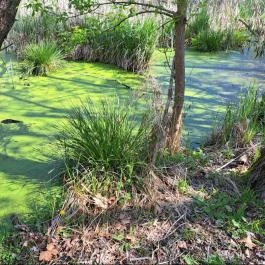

[39,251,53,262]
[115,223,124,230]
[121,218,131,225]
[63,239,72,251]
[94,194,108,209]
[245,248,250,257]
[126,234,137,244]
[240,234,256,250]
[98,230,110,238]
[46,243,55,252]
[177,241,187,249]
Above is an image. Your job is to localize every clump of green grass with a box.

[59,98,151,202]
[208,85,265,147]
[21,42,64,76]
[8,14,67,51]
[60,13,159,73]
[191,28,248,52]
[186,7,210,41]
[192,30,226,52]
[202,254,225,265]
[187,5,248,52]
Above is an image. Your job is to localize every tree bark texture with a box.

[166,0,187,153]
[249,149,265,200]
[0,0,21,48]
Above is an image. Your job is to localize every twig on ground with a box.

[216,144,260,172]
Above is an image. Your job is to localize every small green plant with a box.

[156,149,185,166]
[0,241,17,265]
[0,235,35,265]
[194,188,265,238]
[59,98,151,198]
[182,227,197,241]
[183,254,199,265]
[21,42,64,76]
[203,254,225,265]
[112,233,125,242]
[177,179,189,194]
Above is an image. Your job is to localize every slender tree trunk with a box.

[166,0,187,153]
[249,149,265,201]
[0,0,21,48]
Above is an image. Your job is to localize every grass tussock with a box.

[208,84,265,148]
[61,14,159,73]
[58,98,152,214]
[20,42,64,76]
[186,6,248,52]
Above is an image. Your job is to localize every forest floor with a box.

[2,146,265,265]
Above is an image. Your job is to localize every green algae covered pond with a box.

[151,50,265,144]
[0,50,265,234]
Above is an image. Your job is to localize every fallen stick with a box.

[216,144,260,172]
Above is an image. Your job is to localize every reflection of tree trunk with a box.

[166,1,187,153]
[0,0,21,48]
[249,149,265,200]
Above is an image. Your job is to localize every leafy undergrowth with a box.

[2,147,265,265]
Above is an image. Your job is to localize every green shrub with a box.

[59,98,151,196]
[60,13,159,72]
[192,30,226,52]
[187,5,248,52]
[21,42,64,76]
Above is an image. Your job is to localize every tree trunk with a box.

[0,0,21,48]
[249,149,265,200]
[166,0,187,153]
